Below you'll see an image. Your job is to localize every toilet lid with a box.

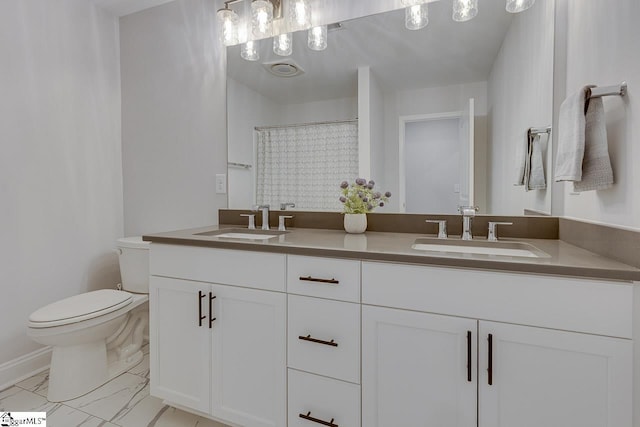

[29,289,133,328]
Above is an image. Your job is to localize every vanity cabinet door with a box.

[209,283,287,427]
[149,276,212,414]
[478,321,632,427]
[362,305,477,427]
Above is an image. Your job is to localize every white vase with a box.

[344,213,367,234]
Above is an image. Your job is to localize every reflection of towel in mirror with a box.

[514,130,529,186]
[573,97,613,192]
[527,133,546,191]
[554,86,591,182]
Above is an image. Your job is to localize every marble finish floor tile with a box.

[127,343,149,378]
[8,369,230,427]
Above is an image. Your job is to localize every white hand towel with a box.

[573,97,614,192]
[554,86,591,182]
[528,133,547,190]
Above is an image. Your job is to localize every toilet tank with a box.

[116,237,150,294]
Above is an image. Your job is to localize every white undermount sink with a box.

[194,228,287,240]
[411,238,550,258]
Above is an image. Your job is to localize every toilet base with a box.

[46,302,148,402]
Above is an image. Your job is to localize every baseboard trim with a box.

[0,347,51,392]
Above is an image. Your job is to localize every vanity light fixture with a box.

[308,25,327,51]
[452,0,478,22]
[241,40,260,61]
[216,1,240,46]
[506,0,535,13]
[251,0,275,39]
[273,32,292,56]
[406,3,429,30]
[289,0,311,32]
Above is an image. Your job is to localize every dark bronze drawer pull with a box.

[298,334,338,347]
[467,330,472,382]
[209,293,217,328]
[198,291,206,327]
[487,333,493,385]
[299,411,338,427]
[299,276,339,284]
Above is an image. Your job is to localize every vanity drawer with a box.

[362,261,633,338]
[149,244,286,292]
[288,295,360,383]
[287,255,360,302]
[288,369,361,427]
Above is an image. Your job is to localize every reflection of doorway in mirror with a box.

[399,103,475,214]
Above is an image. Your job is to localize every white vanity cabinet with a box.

[149,245,287,427]
[362,261,634,427]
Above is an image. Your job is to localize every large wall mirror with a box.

[226,0,555,215]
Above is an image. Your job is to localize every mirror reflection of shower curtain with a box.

[255,122,358,210]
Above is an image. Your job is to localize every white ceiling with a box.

[228,0,514,104]
[91,0,176,17]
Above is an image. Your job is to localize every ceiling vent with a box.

[262,60,305,78]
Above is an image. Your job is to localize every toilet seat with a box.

[29,289,133,328]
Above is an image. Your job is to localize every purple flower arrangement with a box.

[339,179,391,214]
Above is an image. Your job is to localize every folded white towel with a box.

[573,97,614,192]
[528,133,547,191]
[554,86,591,182]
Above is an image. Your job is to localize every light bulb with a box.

[506,0,535,13]
[308,25,327,51]
[241,40,260,61]
[453,0,478,22]
[405,3,428,30]
[216,7,239,46]
[273,33,292,56]
[251,0,273,39]
[289,0,311,32]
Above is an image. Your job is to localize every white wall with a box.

[487,0,554,216]
[279,97,357,125]
[369,71,386,191]
[0,1,122,365]
[383,81,488,211]
[560,0,640,228]
[227,78,281,209]
[120,0,227,236]
[405,119,462,213]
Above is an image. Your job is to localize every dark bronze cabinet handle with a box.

[299,276,339,284]
[487,333,493,385]
[209,292,217,328]
[467,330,472,382]
[198,291,206,327]
[298,334,338,347]
[299,411,338,427]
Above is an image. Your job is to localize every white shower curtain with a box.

[256,121,358,211]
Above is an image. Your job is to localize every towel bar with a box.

[590,82,627,98]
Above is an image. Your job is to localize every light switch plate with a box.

[216,174,227,194]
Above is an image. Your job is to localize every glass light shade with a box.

[289,0,311,32]
[308,25,327,51]
[251,0,273,39]
[241,40,260,61]
[506,0,535,13]
[217,8,239,46]
[273,33,292,56]
[400,0,426,5]
[453,0,478,22]
[405,4,429,30]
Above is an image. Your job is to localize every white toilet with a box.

[27,237,150,402]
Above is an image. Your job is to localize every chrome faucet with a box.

[458,206,478,240]
[280,202,296,210]
[252,204,270,230]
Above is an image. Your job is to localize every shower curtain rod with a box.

[255,119,357,131]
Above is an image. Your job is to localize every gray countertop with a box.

[143,225,640,282]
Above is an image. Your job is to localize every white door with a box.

[478,321,632,427]
[459,98,475,207]
[210,284,287,427]
[362,305,477,427]
[149,276,211,414]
